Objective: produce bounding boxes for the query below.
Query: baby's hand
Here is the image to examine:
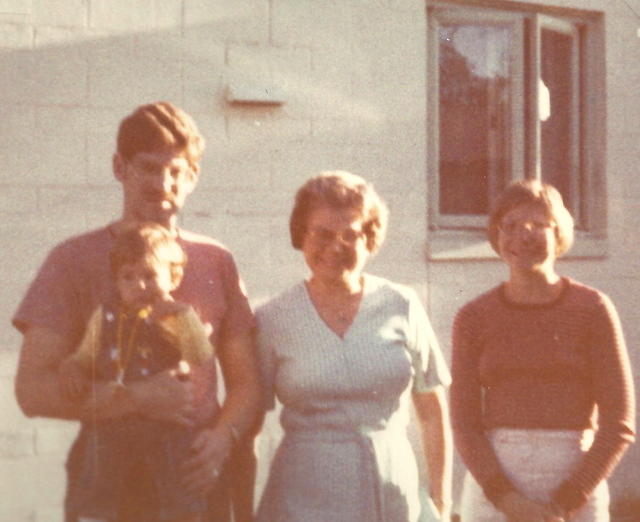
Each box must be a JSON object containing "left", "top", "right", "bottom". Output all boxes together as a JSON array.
[
  {"left": 59, "top": 357, "right": 90, "bottom": 400},
  {"left": 150, "top": 298, "right": 189, "bottom": 321}
]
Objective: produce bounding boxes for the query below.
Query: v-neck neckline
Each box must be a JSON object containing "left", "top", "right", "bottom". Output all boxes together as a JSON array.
[{"left": 301, "top": 275, "right": 370, "bottom": 341}]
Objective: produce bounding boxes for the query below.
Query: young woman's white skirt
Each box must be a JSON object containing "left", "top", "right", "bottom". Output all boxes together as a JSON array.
[{"left": 459, "top": 429, "right": 609, "bottom": 522}]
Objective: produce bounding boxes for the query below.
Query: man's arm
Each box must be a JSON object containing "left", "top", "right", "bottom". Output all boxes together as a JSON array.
[
  {"left": 16, "top": 325, "right": 195, "bottom": 424},
  {"left": 413, "top": 386, "right": 453, "bottom": 520},
  {"left": 181, "top": 328, "right": 262, "bottom": 520},
  {"left": 16, "top": 325, "right": 86, "bottom": 419}
]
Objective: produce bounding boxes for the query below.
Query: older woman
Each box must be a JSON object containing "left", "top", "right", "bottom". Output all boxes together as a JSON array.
[
  {"left": 256, "top": 171, "right": 452, "bottom": 522},
  {"left": 451, "top": 180, "right": 635, "bottom": 522}
]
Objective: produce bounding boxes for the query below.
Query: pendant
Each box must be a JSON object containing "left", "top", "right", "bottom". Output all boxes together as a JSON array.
[{"left": 115, "top": 370, "right": 125, "bottom": 386}]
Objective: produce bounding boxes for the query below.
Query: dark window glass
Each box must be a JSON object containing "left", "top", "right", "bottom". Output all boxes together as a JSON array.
[{"left": 438, "top": 24, "right": 511, "bottom": 215}]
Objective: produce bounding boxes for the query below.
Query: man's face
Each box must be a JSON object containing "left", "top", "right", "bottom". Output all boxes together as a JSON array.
[{"left": 115, "top": 148, "right": 198, "bottom": 227}]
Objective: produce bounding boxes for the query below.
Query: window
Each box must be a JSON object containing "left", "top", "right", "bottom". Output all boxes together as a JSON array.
[{"left": 427, "top": 0, "right": 606, "bottom": 258}]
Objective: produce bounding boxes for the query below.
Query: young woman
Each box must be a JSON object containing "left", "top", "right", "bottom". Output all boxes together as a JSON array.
[{"left": 451, "top": 180, "right": 635, "bottom": 522}]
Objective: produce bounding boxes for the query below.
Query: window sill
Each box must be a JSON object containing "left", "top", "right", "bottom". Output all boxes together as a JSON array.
[{"left": 426, "top": 229, "right": 608, "bottom": 261}]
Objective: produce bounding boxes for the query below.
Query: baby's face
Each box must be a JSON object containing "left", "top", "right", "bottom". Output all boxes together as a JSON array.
[{"left": 116, "top": 256, "right": 173, "bottom": 311}]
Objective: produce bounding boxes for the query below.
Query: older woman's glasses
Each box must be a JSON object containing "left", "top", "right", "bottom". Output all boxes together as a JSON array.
[
  {"left": 499, "top": 219, "right": 555, "bottom": 236},
  {"left": 308, "top": 227, "right": 365, "bottom": 246}
]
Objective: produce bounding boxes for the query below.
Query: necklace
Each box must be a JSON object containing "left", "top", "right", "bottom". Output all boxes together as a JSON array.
[
  {"left": 114, "top": 307, "right": 150, "bottom": 385},
  {"left": 307, "top": 278, "right": 364, "bottom": 331}
]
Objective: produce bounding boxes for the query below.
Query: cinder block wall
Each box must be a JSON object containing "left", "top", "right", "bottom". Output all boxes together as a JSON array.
[{"left": 0, "top": 0, "right": 637, "bottom": 519}]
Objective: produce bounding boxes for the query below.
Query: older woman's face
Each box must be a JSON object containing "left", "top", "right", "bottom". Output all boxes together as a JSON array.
[
  {"left": 497, "top": 203, "right": 558, "bottom": 272},
  {"left": 302, "top": 205, "right": 370, "bottom": 284}
]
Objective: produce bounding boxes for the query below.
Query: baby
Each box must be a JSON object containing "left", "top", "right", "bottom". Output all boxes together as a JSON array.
[{"left": 60, "top": 222, "right": 214, "bottom": 522}]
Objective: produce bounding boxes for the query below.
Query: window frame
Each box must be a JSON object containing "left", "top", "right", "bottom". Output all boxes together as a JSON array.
[{"left": 426, "top": 0, "right": 607, "bottom": 260}]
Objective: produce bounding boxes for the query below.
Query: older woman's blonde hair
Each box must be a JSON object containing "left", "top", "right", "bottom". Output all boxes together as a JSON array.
[
  {"left": 289, "top": 171, "right": 389, "bottom": 253},
  {"left": 488, "top": 179, "right": 575, "bottom": 256}
]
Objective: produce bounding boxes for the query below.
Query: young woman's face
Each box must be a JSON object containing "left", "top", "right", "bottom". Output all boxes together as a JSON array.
[
  {"left": 301, "top": 206, "right": 370, "bottom": 285},
  {"left": 497, "top": 203, "right": 558, "bottom": 273},
  {"left": 116, "top": 257, "right": 174, "bottom": 311}
]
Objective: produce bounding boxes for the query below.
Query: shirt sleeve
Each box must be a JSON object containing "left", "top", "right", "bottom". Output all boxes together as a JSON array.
[
  {"left": 551, "top": 293, "right": 636, "bottom": 515},
  {"left": 450, "top": 303, "right": 516, "bottom": 507},
  {"left": 406, "top": 290, "right": 451, "bottom": 393},
  {"left": 12, "top": 242, "right": 83, "bottom": 346}
]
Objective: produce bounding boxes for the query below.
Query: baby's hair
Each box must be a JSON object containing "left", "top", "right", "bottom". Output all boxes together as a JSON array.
[{"left": 110, "top": 223, "right": 187, "bottom": 287}]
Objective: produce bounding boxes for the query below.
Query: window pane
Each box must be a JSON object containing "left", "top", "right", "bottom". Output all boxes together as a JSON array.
[
  {"left": 438, "top": 24, "right": 512, "bottom": 215},
  {"left": 540, "top": 27, "right": 579, "bottom": 216}
]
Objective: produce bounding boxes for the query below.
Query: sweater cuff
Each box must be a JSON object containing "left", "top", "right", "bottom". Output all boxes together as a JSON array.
[
  {"left": 551, "top": 480, "right": 590, "bottom": 515},
  {"left": 482, "top": 474, "right": 516, "bottom": 508}
]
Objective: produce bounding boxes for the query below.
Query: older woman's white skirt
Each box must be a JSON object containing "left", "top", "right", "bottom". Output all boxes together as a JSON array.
[{"left": 459, "top": 429, "right": 609, "bottom": 522}]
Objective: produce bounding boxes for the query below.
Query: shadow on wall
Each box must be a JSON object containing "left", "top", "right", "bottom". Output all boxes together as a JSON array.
[
  {"left": 0, "top": 15, "right": 408, "bottom": 302},
  {"left": 0, "top": 12, "right": 425, "bottom": 521}
]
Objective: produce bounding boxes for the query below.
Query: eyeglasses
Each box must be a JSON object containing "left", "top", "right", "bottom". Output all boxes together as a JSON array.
[
  {"left": 129, "top": 158, "right": 195, "bottom": 182},
  {"left": 307, "top": 227, "right": 366, "bottom": 245},
  {"left": 499, "top": 219, "right": 555, "bottom": 235}
]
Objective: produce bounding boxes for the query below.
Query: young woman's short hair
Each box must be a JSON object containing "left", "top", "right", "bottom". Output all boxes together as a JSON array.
[
  {"left": 116, "top": 101, "right": 205, "bottom": 171},
  {"left": 289, "top": 171, "right": 389, "bottom": 253},
  {"left": 487, "top": 179, "right": 575, "bottom": 256},
  {"left": 110, "top": 223, "right": 187, "bottom": 287}
]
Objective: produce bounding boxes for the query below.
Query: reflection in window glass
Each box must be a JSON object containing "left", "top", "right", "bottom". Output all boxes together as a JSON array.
[
  {"left": 541, "top": 28, "right": 578, "bottom": 217},
  {"left": 438, "top": 25, "right": 511, "bottom": 215}
]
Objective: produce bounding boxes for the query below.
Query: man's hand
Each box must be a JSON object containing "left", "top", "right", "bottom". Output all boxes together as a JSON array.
[
  {"left": 16, "top": 325, "right": 86, "bottom": 420},
  {"left": 181, "top": 426, "right": 233, "bottom": 495},
  {"left": 129, "top": 370, "right": 195, "bottom": 426},
  {"left": 59, "top": 357, "right": 90, "bottom": 400}
]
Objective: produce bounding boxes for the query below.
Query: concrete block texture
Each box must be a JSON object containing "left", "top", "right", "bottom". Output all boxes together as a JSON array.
[
  {"left": 0, "top": 428, "right": 34, "bottom": 459},
  {"left": 0, "top": 0, "right": 637, "bottom": 519},
  {"left": 31, "top": 507, "right": 65, "bottom": 522},
  {"left": 155, "top": 0, "right": 184, "bottom": 29},
  {"left": 0, "top": 21, "right": 32, "bottom": 46},
  {"left": 33, "top": 25, "right": 100, "bottom": 47},
  {"left": 0, "top": 46, "right": 87, "bottom": 105},
  {"left": 85, "top": 107, "right": 125, "bottom": 185},
  {"left": 271, "top": 0, "right": 352, "bottom": 47},
  {"left": 87, "top": 34, "right": 184, "bottom": 108},
  {"left": 30, "top": 107, "right": 88, "bottom": 184},
  {"left": 0, "top": 455, "right": 67, "bottom": 512},
  {"left": 90, "top": 0, "right": 157, "bottom": 30},
  {"left": 226, "top": 43, "right": 313, "bottom": 117},
  {"left": 34, "top": 423, "right": 78, "bottom": 456},
  {"left": 0, "top": 184, "right": 38, "bottom": 214},
  {"left": 226, "top": 112, "right": 312, "bottom": 146},
  {"left": 183, "top": 0, "right": 269, "bottom": 44},
  {"left": 182, "top": 47, "right": 226, "bottom": 113},
  {"left": 0, "top": 0, "right": 30, "bottom": 15},
  {"left": 31, "top": 0, "right": 87, "bottom": 27}
]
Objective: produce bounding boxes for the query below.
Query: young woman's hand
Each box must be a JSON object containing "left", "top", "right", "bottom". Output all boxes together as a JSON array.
[{"left": 498, "top": 491, "right": 559, "bottom": 522}]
